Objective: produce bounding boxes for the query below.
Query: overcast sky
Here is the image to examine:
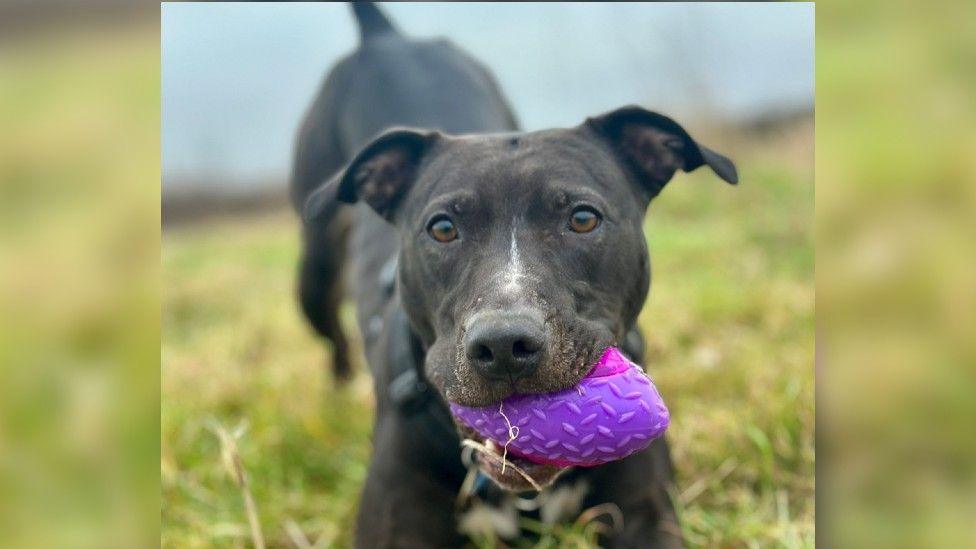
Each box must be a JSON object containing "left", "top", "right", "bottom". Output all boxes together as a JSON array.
[{"left": 162, "top": 2, "right": 813, "bottom": 192}]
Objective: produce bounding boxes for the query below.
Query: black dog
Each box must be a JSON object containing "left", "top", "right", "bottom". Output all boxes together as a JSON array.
[{"left": 293, "top": 4, "right": 736, "bottom": 547}]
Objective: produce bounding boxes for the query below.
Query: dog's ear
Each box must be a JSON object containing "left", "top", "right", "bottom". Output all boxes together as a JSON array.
[
  {"left": 585, "top": 105, "right": 737, "bottom": 200},
  {"left": 303, "top": 128, "right": 440, "bottom": 223}
]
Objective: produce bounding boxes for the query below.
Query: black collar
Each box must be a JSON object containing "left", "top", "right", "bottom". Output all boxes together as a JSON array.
[{"left": 385, "top": 307, "right": 460, "bottom": 458}]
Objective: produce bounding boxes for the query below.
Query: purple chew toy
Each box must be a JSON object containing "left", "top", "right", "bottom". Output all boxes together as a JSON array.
[{"left": 450, "top": 347, "right": 669, "bottom": 467}]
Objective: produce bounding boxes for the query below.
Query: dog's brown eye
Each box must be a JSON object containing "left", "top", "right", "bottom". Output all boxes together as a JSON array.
[
  {"left": 569, "top": 207, "right": 601, "bottom": 233},
  {"left": 427, "top": 215, "right": 458, "bottom": 243}
]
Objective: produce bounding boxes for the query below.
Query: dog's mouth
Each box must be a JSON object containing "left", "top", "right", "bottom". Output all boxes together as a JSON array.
[{"left": 456, "top": 423, "right": 569, "bottom": 492}]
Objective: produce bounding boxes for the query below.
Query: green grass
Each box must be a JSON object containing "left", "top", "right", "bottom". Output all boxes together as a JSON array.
[{"left": 162, "top": 130, "right": 814, "bottom": 547}]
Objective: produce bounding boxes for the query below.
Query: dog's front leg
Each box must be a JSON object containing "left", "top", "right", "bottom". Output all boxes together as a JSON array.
[
  {"left": 582, "top": 437, "right": 684, "bottom": 548},
  {"left": 355, "top": 414, "right": 465, "bottom": 549}
]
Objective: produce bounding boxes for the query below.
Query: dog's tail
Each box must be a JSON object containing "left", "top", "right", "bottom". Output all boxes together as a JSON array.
[{"left": 350, "top": 2, "right": 398, "bottom": 44}]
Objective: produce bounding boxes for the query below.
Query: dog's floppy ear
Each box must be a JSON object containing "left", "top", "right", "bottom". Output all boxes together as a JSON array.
[
  {"left": 303, "top": 128, "right": 440, "bottom": 223},
  {"left": 585, "top": 105, "right": 737, "bottom": 200}
]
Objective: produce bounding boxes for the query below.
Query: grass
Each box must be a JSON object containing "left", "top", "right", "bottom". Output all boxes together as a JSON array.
[{"left": 162, "top": 126, "right": 814, "bottom": 547}]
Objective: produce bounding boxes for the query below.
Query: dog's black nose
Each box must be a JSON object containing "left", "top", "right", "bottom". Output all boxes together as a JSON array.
[{"left": 465, "top": 311, "right": 546, "bottom": 382}]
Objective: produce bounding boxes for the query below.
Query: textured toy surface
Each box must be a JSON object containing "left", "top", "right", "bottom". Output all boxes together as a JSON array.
[{"left": 450, "top": 347, "right": 670, "bottom": 467}]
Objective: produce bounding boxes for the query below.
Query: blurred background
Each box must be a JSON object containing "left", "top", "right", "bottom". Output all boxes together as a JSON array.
[
  {"left": 1, "top": 1, "right": 158, "bottom": 548},
  {"left": 1, "top": 0, "right": 973, "bottom": 548},
  {"left": 161, "top": 2, "right": 813, "bottom": 222}
]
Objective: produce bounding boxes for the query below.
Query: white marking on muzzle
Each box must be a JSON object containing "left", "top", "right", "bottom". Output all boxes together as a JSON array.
[{"left": 503, "top": 226, "right": 523, "bottom": 293}]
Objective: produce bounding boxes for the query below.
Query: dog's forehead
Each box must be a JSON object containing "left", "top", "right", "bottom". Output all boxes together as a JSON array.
[{"left": 416, "top": 129, "right": 620, "bottom": 202}]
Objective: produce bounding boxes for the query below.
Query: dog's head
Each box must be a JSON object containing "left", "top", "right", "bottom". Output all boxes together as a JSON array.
[{"left": 305, "top": 105, "right": 736, "bottom": 488}]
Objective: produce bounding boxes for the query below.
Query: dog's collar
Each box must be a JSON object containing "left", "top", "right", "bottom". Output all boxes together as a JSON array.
[
  {"left": 386, "top": 306, "right": 437, "bottom": 413},
  {"left": 385, "top": 306, "right": 460, "bottom": 457},
  {"left": 388, "top": 364, "right": 431, "bottom": 414}
]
